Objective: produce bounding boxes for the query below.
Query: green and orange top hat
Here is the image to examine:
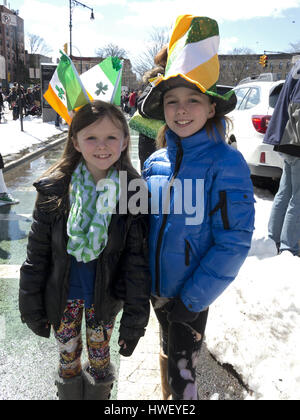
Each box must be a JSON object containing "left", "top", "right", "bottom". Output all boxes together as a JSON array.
[{"left": 140, "top": 15, "right": 237, "bottom": 120}]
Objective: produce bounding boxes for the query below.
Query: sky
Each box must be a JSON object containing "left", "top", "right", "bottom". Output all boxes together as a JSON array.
[
  {"left": 1, "top": 105, "right": 299, "bottom": 399},
  {"left": 2, "top": 0, "right": 300, "bottom": 65}
]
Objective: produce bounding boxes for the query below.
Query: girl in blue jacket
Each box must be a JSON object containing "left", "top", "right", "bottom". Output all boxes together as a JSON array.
[{"left": 139, "top": 15, "right": 255, "bottom": 400}]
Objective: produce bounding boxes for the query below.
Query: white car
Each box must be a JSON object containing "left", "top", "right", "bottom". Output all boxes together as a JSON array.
[{"left": 227, "top": 80, "right": 285, "bottom": 180}]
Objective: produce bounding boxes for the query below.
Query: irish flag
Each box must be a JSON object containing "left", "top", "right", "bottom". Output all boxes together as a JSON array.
[
  {"left": 44, "top": 51, "right": 90, "bottom": 125},
  {"left": 80, "top": 57, "right": 123, "bottom": 106}
]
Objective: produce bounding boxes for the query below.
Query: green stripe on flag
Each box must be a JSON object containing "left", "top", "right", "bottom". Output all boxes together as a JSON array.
[
  {"left": 99, "top": 57, "right": 122, "bottom": 106},
  {"left": 57, "top": 53, "right": 90, "bottom": 111},
  {"left": 186, "top": 17, "right": 219, "bottom": 44},
  {"left": 99, "top": 57, "right": 120, "bottom": 85}
]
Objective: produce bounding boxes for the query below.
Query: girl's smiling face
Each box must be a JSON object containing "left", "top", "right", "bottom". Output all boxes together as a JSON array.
[
  {"left": 163, "top": 86, "right": 216, "bottom": 139},
  {"left": 72, "top": 116, "right": 128, "bottom": 182}
]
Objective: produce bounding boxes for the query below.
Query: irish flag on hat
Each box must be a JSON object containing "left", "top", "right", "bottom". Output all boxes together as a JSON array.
[{"left": 155, "top": 15, "right": 220, "bottom": 95}]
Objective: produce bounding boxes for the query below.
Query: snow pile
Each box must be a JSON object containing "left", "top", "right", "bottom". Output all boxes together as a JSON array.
[{"left": 206, "top": 191, "right": 300, "bottom": 400}]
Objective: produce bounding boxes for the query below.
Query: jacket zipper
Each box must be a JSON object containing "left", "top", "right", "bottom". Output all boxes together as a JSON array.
[
  {"left": 155, "top": 140, "right": 183, "bottom": 296},
  {"left": 185, "top": 240, "right": 191, "bottom": 266}
]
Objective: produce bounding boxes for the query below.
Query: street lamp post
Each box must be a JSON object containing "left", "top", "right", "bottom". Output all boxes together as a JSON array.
[{"left": 69, "top": 0, "right": 94, "bottom": 58}]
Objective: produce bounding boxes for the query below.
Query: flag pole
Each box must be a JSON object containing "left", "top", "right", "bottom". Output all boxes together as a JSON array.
[{"left": 110, "top": 60, "right": 123, "bottom": 104}]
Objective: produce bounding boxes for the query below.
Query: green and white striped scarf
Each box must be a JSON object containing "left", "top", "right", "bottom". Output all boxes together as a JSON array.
[{"left": 67, "top": 161, "right": 120, "bottom": 263}]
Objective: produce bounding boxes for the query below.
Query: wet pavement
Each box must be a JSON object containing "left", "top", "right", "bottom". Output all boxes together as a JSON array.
[{"left": 0, "top": 128, "right": 247, "bottom": 400}]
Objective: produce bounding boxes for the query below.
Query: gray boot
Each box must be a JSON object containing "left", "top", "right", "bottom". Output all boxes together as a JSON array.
[
  {"left": 55, "top": 372, "right": 83, "bottom": 400},
  {"left": 82, "top": 363, "right": 115, "bottom": 400}
]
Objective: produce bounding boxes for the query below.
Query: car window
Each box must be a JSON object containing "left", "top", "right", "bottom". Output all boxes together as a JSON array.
[
  {"left": 234, "top": 88, "right": 250, "bottom": 109},
  {"left": 269, "top": 83, "right": 284, "bottom": 108},
  {"left": 243, "top": 88, "right": 260, "bottom": 110}
]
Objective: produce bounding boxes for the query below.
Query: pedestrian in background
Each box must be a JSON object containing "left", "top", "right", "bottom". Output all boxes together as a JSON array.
[
  {"left": 135, "top": 45, "right": 168, "bottom": 171},
  {"left": 141, "top": 15, "right": 255, "bottom": 400},
  {"left": 128, "top": 90, "right": 137, "bottom": 116},
  {"left": 0, "top": 153, "right": 19, "bottom": 205},
  {"left": 263, "top": 59, "right": 300, "bottom": 256},
  {"left": 25, "top": 87, "right": 35, "bottom": 115},
  {"left": 0, "top": 87, "right": 4, "bottom": 123},
  {"left": 7, "top": 86, "right": 19, "bottom": 120},
  {"left": 19, "top": 100, "right": 151, "bottom": 400}
]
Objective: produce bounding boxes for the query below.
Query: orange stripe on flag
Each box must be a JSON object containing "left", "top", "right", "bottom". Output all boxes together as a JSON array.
[
  {"left": 169, "top": 14, "right": 194, "bottom": 52},
  {"left": 186, "top": 54, "right": 219, "bottom": 92},
  {"left": 44, "top": 84, "right": 72, "bottom": 125}
]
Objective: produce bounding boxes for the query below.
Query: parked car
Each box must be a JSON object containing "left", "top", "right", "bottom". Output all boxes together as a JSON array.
[{"left": 227, "top": 80, "right": 285, "bottom": 181}]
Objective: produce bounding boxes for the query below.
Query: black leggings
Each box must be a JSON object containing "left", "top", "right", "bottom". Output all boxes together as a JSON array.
[{"left": 152, "top": 296, "right": 209, "bottom": 400}]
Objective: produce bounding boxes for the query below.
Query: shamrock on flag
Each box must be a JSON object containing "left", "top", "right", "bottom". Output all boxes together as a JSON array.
[
  {"left": 44, "top": 51, "right": 91, "bottom": 124},
  {"left": 80, "top": 56, "right": 123, "bottom": 106}
]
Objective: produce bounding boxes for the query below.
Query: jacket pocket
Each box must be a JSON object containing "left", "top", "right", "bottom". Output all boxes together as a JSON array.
[{"left": 210, "top": 190, "right": 255, "bottom": 231}]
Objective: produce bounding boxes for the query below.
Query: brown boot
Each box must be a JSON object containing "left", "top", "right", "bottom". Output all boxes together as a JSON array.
[{"left": 159, "top": 351, "right": 172, "bottom": 400}]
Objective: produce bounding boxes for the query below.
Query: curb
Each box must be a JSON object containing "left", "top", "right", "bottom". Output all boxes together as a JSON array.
[{"left": 3, "top": 134, "right": 67, "bottom": 173}]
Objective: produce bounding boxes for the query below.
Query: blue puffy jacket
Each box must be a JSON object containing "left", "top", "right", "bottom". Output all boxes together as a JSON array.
[{"left": 143, "top": 124, "right": 255, "bottom": 312}]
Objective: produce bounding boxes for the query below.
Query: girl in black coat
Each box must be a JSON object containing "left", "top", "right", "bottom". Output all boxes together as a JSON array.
[{"left": 19, "top": 100, "right": 151, "bottom": 400}]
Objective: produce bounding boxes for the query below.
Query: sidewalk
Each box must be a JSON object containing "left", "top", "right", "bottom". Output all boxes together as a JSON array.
[{"left": 117, "top": 307, "right": 162, "bottom": 400}]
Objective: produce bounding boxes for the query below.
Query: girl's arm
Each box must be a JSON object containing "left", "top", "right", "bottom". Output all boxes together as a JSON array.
[
  {"left": 179, "top": 153, "right": 255, "bottom": 314},
  {"left": 19, "top": 193, "right": 52, "bottom": 338},
  {"left": 118, "top": 214, "right": 151, "bottom": 355}
]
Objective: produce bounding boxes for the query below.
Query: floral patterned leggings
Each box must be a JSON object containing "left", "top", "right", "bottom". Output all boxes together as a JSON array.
[{"left": 54, "top": 299, "right": 115, "bottom": 381}]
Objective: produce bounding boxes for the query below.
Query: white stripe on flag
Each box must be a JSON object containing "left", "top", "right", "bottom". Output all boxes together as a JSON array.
[
  {"left": 166, "top": 35, "right": 220, "bottom": 77},
  {"left": 49, "top": 71, "right": 68, "bottom": 108},
  {"left": 81, "top": 65, "right": 114, "bottom": 101}
]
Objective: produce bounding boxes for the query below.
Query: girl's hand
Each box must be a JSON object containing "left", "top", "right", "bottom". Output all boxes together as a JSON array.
[
  {"left": 118, "top": 337, "right": 140, "bottom": 357},
  {"left": 167, "top": 298, "right": 199, "bottom": 323},
  {"left": 118, "top": 339, "right": 127, "bottom": 350}
]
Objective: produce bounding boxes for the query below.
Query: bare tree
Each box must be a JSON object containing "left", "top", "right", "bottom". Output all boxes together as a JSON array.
[
  {"left": 95, "top": 43, "right": 127, "bottom": 59},
  {"left": 26, "top": 33, "right": 52, "bottom": 56},
  {"left": 224, "top": 47, "right": 256, "bottom": 85},
  {"left": 288, "top": 41, "right": 300, "bottom": 52},
  {"left": 132, "top": 26, "right": 170, "bottom": 79}
]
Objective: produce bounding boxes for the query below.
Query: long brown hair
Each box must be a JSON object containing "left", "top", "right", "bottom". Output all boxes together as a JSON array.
[{"left": 42, "top": 100, "right": 139, "bottom": 180}]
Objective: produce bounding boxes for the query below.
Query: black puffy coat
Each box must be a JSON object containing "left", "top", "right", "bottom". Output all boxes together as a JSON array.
[{"left": 19, "top": 172, "right": 151, "bottom": 340}]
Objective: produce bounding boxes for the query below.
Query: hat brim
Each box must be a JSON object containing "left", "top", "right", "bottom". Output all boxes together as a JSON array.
[{"left": 140, "top": 75, "right": 237, "bottom": 120}]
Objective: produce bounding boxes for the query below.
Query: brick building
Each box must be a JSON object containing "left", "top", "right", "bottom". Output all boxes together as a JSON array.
[
  {"left": 0, "top": 5, "right": 25, "bottom": 88},
  {"left": 218, "top": 53, "right": 296, "bottom": 86}
]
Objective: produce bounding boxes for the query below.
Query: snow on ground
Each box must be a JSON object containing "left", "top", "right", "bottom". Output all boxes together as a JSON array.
[
  {"left": 1, "top": 105, "right": 299, "bottom": 400},
  {"left": 206, "top": 188, "right": 300, "bottom": 400},
  {"left": 0, "top": 105, "right": 66, "bottom": 158}
]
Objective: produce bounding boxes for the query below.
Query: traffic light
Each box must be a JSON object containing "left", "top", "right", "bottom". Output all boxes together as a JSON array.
[
  {"left": 63, "top": 43, "right": 68, "bottom": 54},
  {"left": 259, "top": 54, "right": 268, "bottom": 68},
  {"left": 264, "top": 55, "right": 268, "bottom": 67}
]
